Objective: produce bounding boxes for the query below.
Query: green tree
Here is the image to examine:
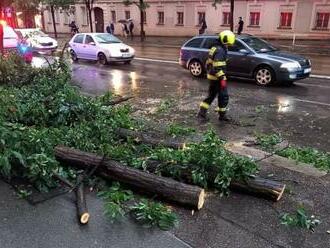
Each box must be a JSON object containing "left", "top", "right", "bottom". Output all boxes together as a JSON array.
[
  {"left": 123, "top": 0, "right": 149, "bottom": 42},
  {"left": 42, "top": 0, "right": 73, "bottom": 38}
]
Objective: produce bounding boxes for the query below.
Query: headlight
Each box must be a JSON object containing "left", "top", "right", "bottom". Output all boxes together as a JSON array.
[{"left": 280, "top": 62, "right": 301, "bottom": 72}]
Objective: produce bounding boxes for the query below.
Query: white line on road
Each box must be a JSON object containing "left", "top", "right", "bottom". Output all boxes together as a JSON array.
[
  {"left": 310, "top": 74, "right": 330, "bottom": 80},
  {"left": 135, "top": 57, "right": 179, "bottom": 64},
  {"left": 293, "top": 98, "right": 330, "bottom": 107}
]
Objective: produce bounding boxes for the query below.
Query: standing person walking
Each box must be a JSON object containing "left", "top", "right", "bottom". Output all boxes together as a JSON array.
[
  {"left": 106, "top": 23, "right": 111, "bottom": 34},
  {"left": 110, "top": 22, "right": 115, "bottom": 35},
  {"left": 197, "top": 30, "right": 236, "bottom": 122},
  {"left": 237, "top": 17, "right": 244, "bottom": 35},
  {"left": 128, "top": 20, "right": 134, "bottom": 40}
]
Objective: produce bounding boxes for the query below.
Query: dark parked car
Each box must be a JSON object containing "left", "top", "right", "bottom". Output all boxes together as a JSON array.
[{"left": 179, "top": 34, "right": 312, "bottom": 86}]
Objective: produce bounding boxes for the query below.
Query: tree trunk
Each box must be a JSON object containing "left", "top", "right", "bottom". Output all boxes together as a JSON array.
[
  {"left": 145, "top": 161, "right": 285, "bottom": 202},
  {"left": 230, "top": 0, "right": 234, "bottom": 32},
  {"left": 50, "top": 5, "right": 57, "bottom": 38},
  {"left": 87, "top": 5, "right": 93, "bottom": 32},
  {"left": 106, "top": 96, "right": 133, "bottom": 106},
  {"left": 139, "top": 1, "right": 145, "bottom": 42},
  {"left": 76, "top": 175, "right": 90, "bottom": 224},
  {"left": 55, "top": 146, "right": 205, "bottom": 210},
  {"left": 116, "top": 128, "right": 186, "bottom": 149}
]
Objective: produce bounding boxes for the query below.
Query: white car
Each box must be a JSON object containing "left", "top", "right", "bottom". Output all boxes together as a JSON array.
[
  {"left": 15, "top": 28, "right": 58, "bottom": 53},
  {"left": 68, "top": 33, "right": 135, "bottom": 65}
]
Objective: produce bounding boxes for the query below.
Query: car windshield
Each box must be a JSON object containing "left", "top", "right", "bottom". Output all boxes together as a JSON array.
[
  {"left": 94, "top": 34, "right": 122, "bottom": 44},
  {"left": 241, "top": 37, "right": 277, "bottom": 53},
  {"left": 25, "top": 30, "right": 48, "bottom": 37}
]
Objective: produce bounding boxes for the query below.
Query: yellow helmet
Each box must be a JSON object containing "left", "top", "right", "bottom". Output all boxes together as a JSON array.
[{"left": 219, "top": 30, "right": 236, "bottom": 45}]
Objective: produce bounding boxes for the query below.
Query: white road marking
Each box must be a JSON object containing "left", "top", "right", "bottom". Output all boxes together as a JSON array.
[
  {"left": 135, "top": 57, "right": 179, "bottom": 64},
  {"left": 310, "top": 74, "right": 330, "bottom": 80},
  {"left": 293, "top": 98, "right": 330, "bottom": 107}
]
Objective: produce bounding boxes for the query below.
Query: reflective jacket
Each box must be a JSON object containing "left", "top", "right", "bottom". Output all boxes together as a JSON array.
[{"left": 206, "top": 44, "right": 227, "bottom": 81}]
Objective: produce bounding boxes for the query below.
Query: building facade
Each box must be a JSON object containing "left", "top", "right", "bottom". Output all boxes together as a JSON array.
[{"left": 43, "top": 0, "right": 330, "bottom": 38}]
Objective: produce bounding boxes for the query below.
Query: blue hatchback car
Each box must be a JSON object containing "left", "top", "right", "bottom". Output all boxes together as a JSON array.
[{"left": 179, "top": 34, "right": 312, "bottom": 86}]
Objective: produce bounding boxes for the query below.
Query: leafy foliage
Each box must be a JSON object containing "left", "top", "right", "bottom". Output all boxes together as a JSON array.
[
  {"left": 166, "top": 123, "right": 196, "bottom": 138},
  {"left": 255, "top": 133, "right": 282, "bottom": 151},
  {"left": 150, "top": 130, "right": 259, "bottom": 194},
  {"left": 131, "top": 199, "right": 178, "bottom": 230},
  {"left": 280, "top": 207, "right": 321, "bottom": 231}
]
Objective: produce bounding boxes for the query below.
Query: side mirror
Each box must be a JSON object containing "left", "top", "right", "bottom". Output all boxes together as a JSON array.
[
  {"left": 89, "top": 42, "right": 96, "bottom": 46},
  {"left": 239, "top": 49, "right": 250, "bottom": 55}
]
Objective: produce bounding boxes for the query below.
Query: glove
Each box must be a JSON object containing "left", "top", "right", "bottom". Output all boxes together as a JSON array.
[{"left": 220, "top": 79, "right": 227, "bottom": 90}]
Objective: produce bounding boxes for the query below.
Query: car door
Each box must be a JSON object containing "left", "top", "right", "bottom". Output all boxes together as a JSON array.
[
  {"left": 71, "top": 34, "right": 85, "bottom": 58},
  {"left": 83, "top": 35, "right": 98, "bottom": 60},
  {"left": 227, "top": 40, "right": 251, "bottom": 77}
]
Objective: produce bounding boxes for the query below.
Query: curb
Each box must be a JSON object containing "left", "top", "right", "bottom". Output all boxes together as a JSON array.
[{"left": 226, "top": 141, "right": 327, "bottom": 178}]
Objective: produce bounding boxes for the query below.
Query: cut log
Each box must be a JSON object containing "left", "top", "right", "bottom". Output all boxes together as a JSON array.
[
  {"left": 145, "top": 161, "right": 285, "bottom": 202},
  {"left": 76, "top": 175, "right": 90, "bottom": 224},
  {"left": 107, "top": 96, "right": 133, "bottom": 106},
  {"left": 116, "top": 128, "right": 186, "bottom": 149},
  {"left": 55, "top": 146, "right": 205, "bottom": 210}
]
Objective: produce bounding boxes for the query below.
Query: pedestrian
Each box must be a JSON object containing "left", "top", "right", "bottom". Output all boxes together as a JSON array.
[
  {"left": 199, "top": 17, "right": 207, "bottom": 35},
  {"left": 69, "top": 21, "right": 79, "bottom": 36},
  {"left": 121, "top": 23, "right": 128, "bottom": 38},
  {"left": 197, "top": 30, "right": 236, "bottom": 122},
  {"left": 128, "top": 20, "right": 134, "bottom": 40},
  {"left": 110, "top": 22, "right": 115, "bottom": 34},
  {"left": 237, "top": 17, "right": 244, "bottom": 35},
  {"left": 106, "top": 23, "right": 111, "bottom": 34}
]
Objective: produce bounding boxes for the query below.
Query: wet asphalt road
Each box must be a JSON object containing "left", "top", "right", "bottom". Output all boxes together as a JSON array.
[{"left": 57, "top": 56, "right": 330, "bottom": 152}]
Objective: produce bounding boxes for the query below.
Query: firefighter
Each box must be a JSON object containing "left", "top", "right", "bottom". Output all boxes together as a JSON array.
[{"left": 197, "top": 30, "right": 235, "bottom": 122}]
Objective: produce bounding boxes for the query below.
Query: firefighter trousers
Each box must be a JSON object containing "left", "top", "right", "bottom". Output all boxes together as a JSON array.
[{"left": 201, "top": 79, "right": 229, "bottom": 113}]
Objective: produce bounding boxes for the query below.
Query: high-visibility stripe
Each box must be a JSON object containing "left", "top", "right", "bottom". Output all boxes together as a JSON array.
[
  {"left": 209, "top": 47, "right": 217, "bottom": 56},
  {"left": 216, "top": 70, "right": 225, "bottom": 77},
  {"left": 207, "top": 74, "right": 218, "bottom": 80},
  {"left": 213, "top": 61, "right": 226, "bottom": 67},
  {"left": 215, "top": 107, "right": 227, "bottom": 112},
  {"left": 200, "top": 102, "right": 209, "bottom": 109}
]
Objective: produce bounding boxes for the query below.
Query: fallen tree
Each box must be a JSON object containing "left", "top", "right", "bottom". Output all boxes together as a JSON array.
[
  {"left": 76, "top": 175, "right": 90, "bottom": 224},
  {"left": 55, "top": 146, "right": 205, "bottom": 210},
  {"left": 145, "top": 161, "right": 285, "bottom": 202},
  {"left": 116, "top": 128, "right": 186, "bottom": 149}
]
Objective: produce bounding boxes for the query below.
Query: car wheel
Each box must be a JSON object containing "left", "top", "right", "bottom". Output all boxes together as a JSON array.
[
  {"left": 70, "top": 50, "right": 78, "bottom": 62},
  {"left": 98, "top": 53, "right": 107, "bottom": 65},
  {"left": 189, "top": 60, "right": 203, "bottom": 77},
  {"left": 254, "top": 66, "right": 275, "bottom": 86}
]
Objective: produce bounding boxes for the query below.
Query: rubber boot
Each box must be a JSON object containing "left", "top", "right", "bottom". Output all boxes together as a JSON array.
[
  {"left": 218, "top": 111, "right": 231, "bottom": 122},
  {"left": 197, "top": 107, "right": 209, "bottom": 122}
]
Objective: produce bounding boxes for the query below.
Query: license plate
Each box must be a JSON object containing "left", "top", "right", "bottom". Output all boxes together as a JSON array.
[
  {"left": 304, "top": 68, "right": 311, "bottom": 74},
  {"left": 122, "top": 53, "right": 131, "bottom": 58}
]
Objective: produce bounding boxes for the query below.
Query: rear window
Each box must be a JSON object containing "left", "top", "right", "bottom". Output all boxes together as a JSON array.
[
  {"left": 184, "top": 38, "right": 203, "bottom": 48},
  {"left": 202, "top": 38, "right": 219, "bottom": 49},
  {"left": 73, "top": 34, "right": 84, "bottom": 44}
]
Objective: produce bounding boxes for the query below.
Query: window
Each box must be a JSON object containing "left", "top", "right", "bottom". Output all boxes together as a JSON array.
[
  {"left": 125, "top": 11, "right": 130, "bottom": 20},
  {"left": 177, "top": 12, "right": 184, "bottom": 25},
  {"left": 64, "top": 13, "right": 69, "bottom": 25},
  {"left": 47, "top": 10, "right": 52, "bottom": 23},
  {"left": 228, "top": 40, "right": 246, "bottom": 52},
  {"left": 249, "top": 12, "right": 260, "bottom": 26},
  {"left": 184, "top": 38, "right": 203, "bottom": 48},
  {"left": 84, "top": 35, "right": 94, "bottom": 44},
  {"left": 55, "top": 9, "right": 60, "bottom": 24},
  {"left": 315, "top": 12, "right": 330, "bottom": 29},
  {"left": 202, "top": 38, "right": 219, "bottom": 49},
  {"left": 111, "top": 11, "right": 116, "bottom": 23},
  {"left": 198, "top": 12, "right": 205, "bottom": 26},
  {"left": 81, "top": 7, "right": 88, "bottom": 25},
  {"left": 157, "top": 11, "right": 164, "bottom": 25},
  {"left": 280, "top": 12, "right": 292, "bottom": 28},
  {"left": 73, "top": 34, "right": 84, "bottom": 44},
  {"left": 222, "top": 12, "right": 230, "bottom": 25}
]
